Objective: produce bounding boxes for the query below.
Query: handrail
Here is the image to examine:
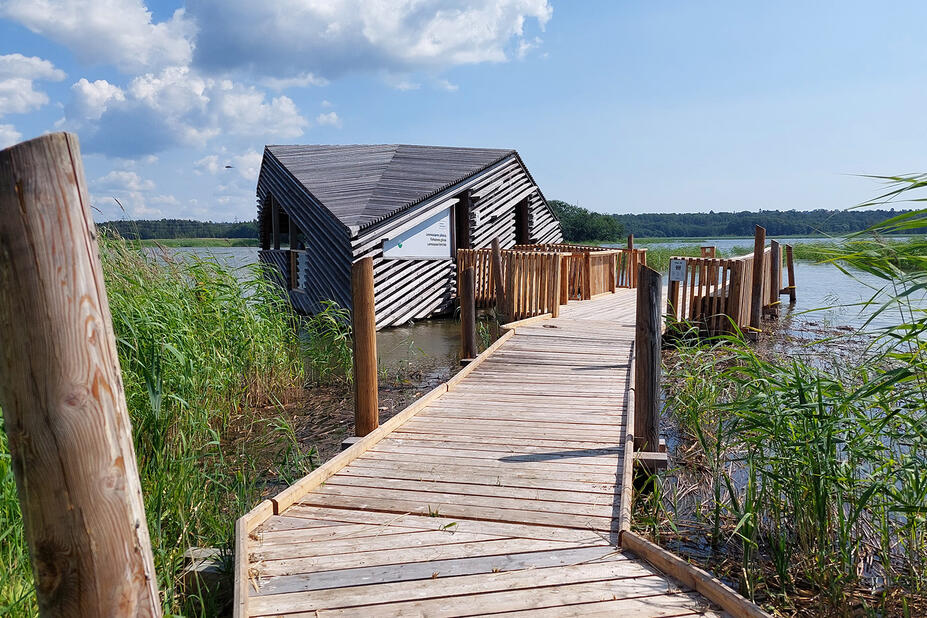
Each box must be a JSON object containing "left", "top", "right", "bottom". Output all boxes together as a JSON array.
[{"left": 666, "top": 244, "right": 786, "bottom": 334}]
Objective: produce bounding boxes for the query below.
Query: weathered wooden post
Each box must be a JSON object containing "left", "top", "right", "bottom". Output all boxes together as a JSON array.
[
  {"left": 459, "top": 267, "right": 478, "bottom": 361},
  {"left": 550, "top": 253, "right": 562, "bottom": 318},
  {"left": 749, "top": 225, "right": 766, "bottom": 332},
  {"left": 583, "top": 251, "right": 593, "bottom": 300},
  {"left": 559, "top": 254, "right": 570, "bottom": 305},
  {"left": 351, "top": 257, "right": 378, "bottom": 436},
  {"left": 634, "top": 265, "right": 662, "bottom": 452},
  {"left": 0, "top": 133, "right": 161, "bottom": 616},
  {"left": 627, "top": 234, "right": 635, "bottom": 287},
  {"left": 490, "top": 237, "right": 506, "bottom": 321},
  {"left": 785, "top": 244, "right": 796, "bottom": 304},
  {"left": 767, "top": 240, "right": 781, "bottom": 318}
]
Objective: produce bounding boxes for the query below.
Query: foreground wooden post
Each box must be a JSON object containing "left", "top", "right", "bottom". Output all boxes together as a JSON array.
[
  {"left": 785, "top": 244, "right": 796, "bottom": 304},
  {"left": 0, "top": 133, "right": 161, "bottom": 616},
  {"left": 490, "top": 238, "right": 506, "bottom": 321},
  {"left": 459, "top": 267, "right": 478, "bottom": 360},
  {"left": 351, "top": 257, "right": 378, "bottom": 436},
  {"left": 634, "top": 265, "right": 662, "bottom": 452},
  {"left": 749, "top": 225, "right": 766, "bottom": 332},
  {"left": 551, "top": 254, "right": 562, "bottom": 318}
]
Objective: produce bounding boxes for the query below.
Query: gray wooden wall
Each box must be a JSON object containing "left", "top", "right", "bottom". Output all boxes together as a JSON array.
[{"left": 258, "top": 152, "right": 562, "bottom": 328}]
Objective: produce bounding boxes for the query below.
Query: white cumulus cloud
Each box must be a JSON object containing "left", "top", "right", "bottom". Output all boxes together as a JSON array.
[
  {"left": 0, "top": 53, "right": 66, "bottom": 116},
  {"left": 188, "top": 0, "right": 552, "bottom": 79},
  {"left": 95, "top": 169, "right": 155, "bottom": 191},
  {"left": 315, "top": 111, "right": 341, "bottom": 127},
  {"left": 63, "top": 66, "right": 308, "bottom": 157},
  {"left": 0, "top": 0, "right": 195, "bottom": 73},
  {"left": 0, "top": 123, "right": 23, "bottom": 148}
]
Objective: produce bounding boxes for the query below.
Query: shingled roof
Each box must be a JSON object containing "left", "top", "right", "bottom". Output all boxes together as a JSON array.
[{"left": 265, "top": 144, "right": 515, "bottom": 231}]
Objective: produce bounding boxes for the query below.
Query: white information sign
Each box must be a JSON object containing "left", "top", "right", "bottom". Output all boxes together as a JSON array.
[
  {"left": 669, "top": 258, "right": 686, "bottom": 282},
  {"left": 383, "top": 206, "right": 452, "bottom": 259}
]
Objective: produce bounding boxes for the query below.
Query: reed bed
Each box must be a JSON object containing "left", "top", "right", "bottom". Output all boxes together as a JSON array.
[
  {"left": 0, "top": 234, "right": 311, "bottom": 616},
  {"left": 648, "top": 202, "right": 927, "bottom": 615}
]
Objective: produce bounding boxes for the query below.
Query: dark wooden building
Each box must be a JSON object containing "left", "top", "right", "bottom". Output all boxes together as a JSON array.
[{"left": 256, "top": 144, "right": 563, "bottom": 328}]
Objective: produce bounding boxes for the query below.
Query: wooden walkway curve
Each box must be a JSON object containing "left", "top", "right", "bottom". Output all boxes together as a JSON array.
[{"left": 235, "top": 290, "right": 737, "bottom": 617}]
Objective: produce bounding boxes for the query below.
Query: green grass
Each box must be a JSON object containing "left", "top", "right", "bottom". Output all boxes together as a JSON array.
[
  {"left": 0, "top": 234, "right": 311, "bottom": 616},
  {"left": 649, "top": 203, "right": 927, "bottom": 614},
  {"left": 136, "top": 237, "right": 259, "bottom": 248}
]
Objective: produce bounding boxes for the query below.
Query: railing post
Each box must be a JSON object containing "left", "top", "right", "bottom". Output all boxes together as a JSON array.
[
  {"left": 583, "top": 251, "right": 592, "bottom": 300},
  {"left": 749, "top": 225, "right": 766, "bottom": 332},
  {"left": 460, "top": 267, "right": 478, "bottom": 360},
  {"left": 551, "top": 254, "right": 562, "bottom": 318},
  {"left": 491, "top": 237, "right": 507, "bottom": 321},
  {"left": 635, "top": 264, "right": 662, "bottom": 452},
  {"left": 351, "top": 257, "right": 378, "bottom": 436},
  {"left": 768, "top": 240, "right": 781, "bottom": 318},
  {"left": 627, "top": 235, "right": 635, "bottom": 287},
  {"left": 0, "top": 133, "right": 161, "bottom": 615},
  {"left": 785, "top": 244, "right": 796, "bottom": 304},
  {"left": 559, "top": 254, "right": 569, "bottom": 305}
]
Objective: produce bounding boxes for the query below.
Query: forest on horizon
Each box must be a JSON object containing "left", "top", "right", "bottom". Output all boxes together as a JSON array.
[{"left": 99, "top": 203, "right": 925, "bottom": 244}]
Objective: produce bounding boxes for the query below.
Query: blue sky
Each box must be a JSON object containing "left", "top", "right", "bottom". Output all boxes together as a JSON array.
[{"left": 2, "top": 1, "right": 926, "bottom": 221}]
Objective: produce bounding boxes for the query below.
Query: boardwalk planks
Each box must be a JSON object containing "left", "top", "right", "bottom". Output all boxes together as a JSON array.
[{"left": 235, "top": 290, "right": 767, "bottom": 616}]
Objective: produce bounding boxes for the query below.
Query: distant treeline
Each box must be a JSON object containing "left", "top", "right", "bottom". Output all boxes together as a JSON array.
[
  {"left": 548, "top": 200, "right": 625, "bottom": 242},
  {"left": 98, "top": 206, "right": 926, "bottom": 246},
  {"left": 99, "top": 218, "right": 259, "bottom": 240},
  {"left": 611, "top": 208, "right": 926, "bottom": 238}
]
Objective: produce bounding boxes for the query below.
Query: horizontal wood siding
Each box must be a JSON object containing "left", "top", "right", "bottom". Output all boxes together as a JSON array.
[
  {"left": 257, "top": 149, "right": 353, "bottom": 315},
  {"left": 258, "top": 149, "right": 563, "bottom": 329},
  {"left": 354, "top": 155, "right": 563, "bottom": 328}
]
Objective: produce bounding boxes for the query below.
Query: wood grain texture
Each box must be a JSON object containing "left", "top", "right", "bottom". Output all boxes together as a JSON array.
[
  {"left": 0, "top": 132, "right": 161, "bottom": 616},
  {"left": 235, "top": 289, "right": 756, "bottom": 617},
  {"left": 351, "top": 257, "right": 378, "bottom": 436}
]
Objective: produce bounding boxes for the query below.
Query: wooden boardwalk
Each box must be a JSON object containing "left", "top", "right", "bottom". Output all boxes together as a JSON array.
[{"left": 237, "top": 290, "right": 727, "bottom": 617}]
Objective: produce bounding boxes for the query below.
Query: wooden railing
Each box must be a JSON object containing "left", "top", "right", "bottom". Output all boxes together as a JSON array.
[
  {"left": 666, "top": 230, "right": 793, "bottom": 334},
  {"left": 457, "top": 248, "right": 562, "bottom": 320},
  {"left": 457, "top": 242, "right": 648, "bottom": 321}
]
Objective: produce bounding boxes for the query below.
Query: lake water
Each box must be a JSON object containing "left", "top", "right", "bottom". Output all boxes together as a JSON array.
[{"left": 161, "top": 242, "right": 923, "bottom": 370}]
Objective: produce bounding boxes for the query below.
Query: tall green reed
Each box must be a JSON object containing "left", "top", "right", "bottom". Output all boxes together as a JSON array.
[
  {"left": 658, "top": 195, "right": 927, "bottom": 612},
  {"left": 0, "top": 233, "right": 309, "bottom": 616}
]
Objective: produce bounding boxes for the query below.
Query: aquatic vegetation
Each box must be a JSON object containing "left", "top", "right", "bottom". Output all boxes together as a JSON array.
[
  {"left": 651, "top": 202, "right": 927, "bottom": 614},
  {"left": 0, "top": 233, "right": 310, "bottom": 616}
]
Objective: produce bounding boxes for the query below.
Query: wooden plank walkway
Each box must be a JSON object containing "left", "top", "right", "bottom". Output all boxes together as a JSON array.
[{"left": 239, "top": 290, "right": 724, "bottom": 617}]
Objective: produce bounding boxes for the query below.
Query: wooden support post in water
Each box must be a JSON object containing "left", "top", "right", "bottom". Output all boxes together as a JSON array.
[
  {"left": 459, "top": 267, "right": 478, "bottom": 360},
  {"left": 785, "top": 244, "right": 796, "bottom": 304},
  {"left": 490, "top": 237, "right": 507, "bottom": 321},
  {"left": 768, "top": 240, "right": 781, "bottom": 318},
  {"left": 0, "top": 133, "right": 161, "bottom": 616},
  {"left": 635, "top": 265, "right": 662, "bottom": 452},
  {"left": 749, "top": 225, "right": 766, "bottom": 333},
  {"left": 351, "top": 257, "right": 378, "bottom": 436}
]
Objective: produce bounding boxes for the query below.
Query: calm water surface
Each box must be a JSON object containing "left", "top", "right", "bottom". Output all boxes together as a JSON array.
[{"left": 163, "top": 243, "right": 923, "bottom": 368}]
